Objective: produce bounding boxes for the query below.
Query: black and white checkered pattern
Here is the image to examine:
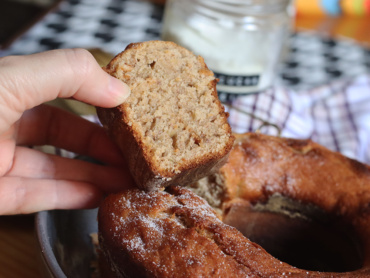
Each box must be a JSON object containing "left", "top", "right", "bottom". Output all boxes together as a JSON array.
[
  {"left": 1, "top": 0, "right": 370, "bottom": 163},
  {"left": 0, "top": 0, "right": 163, "bottom": 56},
  {"left": 279, "top": 32, "right": 370, "bottom": 91}
]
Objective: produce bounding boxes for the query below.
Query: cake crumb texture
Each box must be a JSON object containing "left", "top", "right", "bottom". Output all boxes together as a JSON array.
[{"left": 97, "top": 41, "right": 234, "bottom": 190}]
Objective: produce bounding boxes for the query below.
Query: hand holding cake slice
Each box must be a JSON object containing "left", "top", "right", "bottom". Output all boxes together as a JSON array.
[{"left": 97, "top": 41, "right": 234, "bottom": 191}]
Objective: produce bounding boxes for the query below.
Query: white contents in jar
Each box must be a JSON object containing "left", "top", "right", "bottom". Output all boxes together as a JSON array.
[{"left": 161, "top": 0, "right": 292, "bottom": 95}]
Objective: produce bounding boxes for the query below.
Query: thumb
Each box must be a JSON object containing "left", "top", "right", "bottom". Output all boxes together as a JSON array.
[{"left": 0, "top": 49, "right": 130, "bottom": 132}]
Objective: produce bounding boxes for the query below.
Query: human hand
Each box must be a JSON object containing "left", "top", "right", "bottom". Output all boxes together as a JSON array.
[{"left": 0, "top": 49, "right": 134, "bottom": 215}]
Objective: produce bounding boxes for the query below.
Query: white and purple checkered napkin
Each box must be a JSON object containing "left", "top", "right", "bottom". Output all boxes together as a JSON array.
[
  {"left": 50, "top": 74, "right": 370, "bottom": 165},
  {"left": 225, "top": 74, "right": 370, "bottom": 164}
]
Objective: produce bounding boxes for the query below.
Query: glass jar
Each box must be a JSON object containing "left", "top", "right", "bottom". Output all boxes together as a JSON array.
[{"left": 161, "top": 0, "right": 293, "bottom": 97}]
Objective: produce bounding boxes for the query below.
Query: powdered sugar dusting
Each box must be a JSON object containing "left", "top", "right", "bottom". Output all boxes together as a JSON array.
[
  {"left": 102, "top": 187, "right": 255, "bottom": 276},
  {"left": 125, "top": 236, "right": 145, "bottom": 252},
  {"left": 175, "top": 189, "right": 222, "bottom": 223}
]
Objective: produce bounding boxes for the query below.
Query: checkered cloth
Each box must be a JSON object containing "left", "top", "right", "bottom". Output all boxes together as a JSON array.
[{"left": 226, "top": 75, "right": 370, "bottom": 164}]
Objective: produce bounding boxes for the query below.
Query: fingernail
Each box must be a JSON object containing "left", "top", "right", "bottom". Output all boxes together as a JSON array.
[{"left": 109, "top": 76, "right": 131, "bottom": 105}]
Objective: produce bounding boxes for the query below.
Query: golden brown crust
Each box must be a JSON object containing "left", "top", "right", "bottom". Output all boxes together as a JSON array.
[
  {"left": 96, "top": 41, "right": 234, "bottom": 191},
  {"left": 221, "top": 133, "right": 370, "bottom": 219},
  {"left": 98, "top": 187, "right": 302, "bottom": 278},
  {"left": 99, "top": 133, "right": 370, "bottom": 277}
]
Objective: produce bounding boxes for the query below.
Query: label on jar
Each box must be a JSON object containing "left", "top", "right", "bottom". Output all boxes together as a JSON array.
[
  {"left": 214, "top": 72, "right": 260, "bottom": 88},
  {"left": 213, "top": 71, "right": 261, "bottom": 101}
]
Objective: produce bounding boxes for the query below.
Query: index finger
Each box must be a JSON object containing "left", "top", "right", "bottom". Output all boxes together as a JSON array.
[{"left": 0, "top": 49, "right": 130, "bottom": 133}]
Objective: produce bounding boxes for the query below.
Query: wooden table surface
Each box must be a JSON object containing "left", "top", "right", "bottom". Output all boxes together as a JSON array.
[
  {"left": 0, "top": 215, "right": 41, "bottom": 278},
  {"left": 0, "top": 14, "right": 369, "bottom": 278}
]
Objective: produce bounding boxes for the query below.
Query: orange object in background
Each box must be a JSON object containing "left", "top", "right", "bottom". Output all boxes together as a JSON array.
[
  {"left": 295, "top": 0, "right": 325, "bottom": 16},
  {"left": 342, "top": 0, "right": 365, "bottom": 16},
  {"left": 295, "top": 15, "right": 370, "bottom": 47},
  {"left": 366, "top": 0, "right": 370, "bottom": 14},
  {"left": 295, "top": 0, "right": 370, "bottom": 16},
  {"left": 294, "top": 0, "right": 370, "bottom": 46}
]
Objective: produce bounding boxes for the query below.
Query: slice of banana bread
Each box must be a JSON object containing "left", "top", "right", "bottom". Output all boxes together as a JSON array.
[{"left": 96, "top": 41, "right": 234, "bottom": 191}]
